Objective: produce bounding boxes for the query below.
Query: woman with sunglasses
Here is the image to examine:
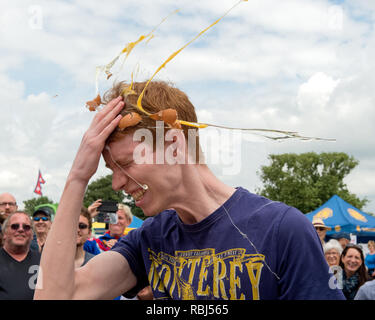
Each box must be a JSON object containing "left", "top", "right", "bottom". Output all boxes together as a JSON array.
[
  {"left": 32, "top": 207, "right": 53, "bottom": 252},
  {"left": 339, "top": 244, "right": 370, "bottom": 300}
]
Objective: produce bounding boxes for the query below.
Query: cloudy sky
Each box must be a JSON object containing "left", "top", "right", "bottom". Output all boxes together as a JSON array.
[{"left": 1, "top": 0, "right": 374, "bottom": 214}]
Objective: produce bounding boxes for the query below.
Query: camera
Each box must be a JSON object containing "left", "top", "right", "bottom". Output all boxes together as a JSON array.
[{"left": 96, "top": 201, "right": 118, "bottom": 224}]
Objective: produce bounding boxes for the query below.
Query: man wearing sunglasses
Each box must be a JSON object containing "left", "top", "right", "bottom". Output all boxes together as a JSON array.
[
  {"left": 0, "top": 211, "right": 40, "bottom": 299},
  {"left": 75, "top": 207, "right": 95, "bottom": 269},
  {"left": 32, "top": 207, "right": 53, "bottom": 252}
]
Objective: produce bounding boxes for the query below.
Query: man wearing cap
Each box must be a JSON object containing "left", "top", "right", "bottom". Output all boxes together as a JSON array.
[
  {"left": 334, "top": 233, "right": 351, "bottom": 250},
  {"left": 31, "top": 206, "right": 53, "bottom": 252},
  {"left": 312, "top": 218, "right": 330, "bottom": 245}
]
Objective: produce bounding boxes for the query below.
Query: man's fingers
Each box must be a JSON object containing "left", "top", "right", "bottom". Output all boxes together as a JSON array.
[
  {"left": 93, "top": 99, "right": 124, "bottom": 133},
  {"left": 92, "top": 96, "right": 123, "bottom": 123},
  {"left": 103, "top": 100, "right": 124, "bottom": 126},
  {"left": 99, "top": 114, "right": 123, "bottom": 139},
  {"left": 105, "top": 95, "right": 123, "bottom": 110}
]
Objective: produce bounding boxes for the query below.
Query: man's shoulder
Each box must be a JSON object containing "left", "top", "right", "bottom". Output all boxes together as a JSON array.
[
  {"left": 234, "top": 187, "right": 298, "bottom": 222},
  {"left": 235, "top": 187, "right": 290, "bottom": 210},
  {"left": 361, "top": 279, "right": 375, "bottom": 289},
  {"left": 355, "top": 279, "right": 375, "bottom": 300}
]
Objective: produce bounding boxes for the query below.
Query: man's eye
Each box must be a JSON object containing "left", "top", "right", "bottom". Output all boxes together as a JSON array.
[{"left": 120, "top": 162, "right": 132, "bottom": 168}]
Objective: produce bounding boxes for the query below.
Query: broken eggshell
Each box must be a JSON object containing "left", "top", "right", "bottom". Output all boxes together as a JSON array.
[
  {"left": 85, "top": 94, "right": 102, "bottom": 111},
  {"left": 118, "top": 112, "right": 142, "bottom": 130}
]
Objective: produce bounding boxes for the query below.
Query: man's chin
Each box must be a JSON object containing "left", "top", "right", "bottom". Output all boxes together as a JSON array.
[
  {"left": 11, "top": 241, "right": 29, "bottom": 249},
  {"left": 142, "top": 206, "right": 163, "bottom": 217}
]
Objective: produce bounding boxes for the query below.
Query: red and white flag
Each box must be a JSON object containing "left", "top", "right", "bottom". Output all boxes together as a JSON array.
[{"left": 33, "top": 170, "right": 46, "bottom": 196}]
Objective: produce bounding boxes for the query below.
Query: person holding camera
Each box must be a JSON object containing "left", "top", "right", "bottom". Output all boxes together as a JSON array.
[{"left": 84, "top": 202, "right": 133, "bottom": 254}]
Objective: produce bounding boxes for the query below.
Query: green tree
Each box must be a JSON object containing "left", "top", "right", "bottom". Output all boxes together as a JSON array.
[
  {"left": 83, "top": 174, "right": 124, "bottom": 207},
  {"left": 83, "top": 174, "right": 146, "bottom": 220},
  {"left": 23, "top": 196, "right": 54, "bottom": 215},
  {"left": 257, "top": 152, "right": 368, "bottom": 214}
]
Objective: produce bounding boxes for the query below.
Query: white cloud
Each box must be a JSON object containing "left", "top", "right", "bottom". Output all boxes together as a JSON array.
[
  {"left": 297, "top": 72, "right": 340, "bottom": 112},
  {"left": 0, "top": 0, "right": 375, "bottom": 214}
]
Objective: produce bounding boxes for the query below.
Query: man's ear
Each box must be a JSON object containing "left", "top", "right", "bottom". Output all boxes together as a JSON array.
[{"left": 164, "top": 129, "right": 187, "bottom": 165}]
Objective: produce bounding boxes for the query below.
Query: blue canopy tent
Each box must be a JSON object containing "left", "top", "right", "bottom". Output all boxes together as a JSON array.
[
  {"left": 305, "top": 195, "right": 375, "bottom": 242},
  {"left": 129, "top": 215, "right": 144, "bottom": 228}
]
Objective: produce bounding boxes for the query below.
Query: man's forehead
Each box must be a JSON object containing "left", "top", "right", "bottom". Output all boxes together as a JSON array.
[
  {"left": 79, "top": 215, "right": 89, "bottom": 224},
  {"left": 10, "top": 213, "right": 29, "bottom": 223},
  {"left": 104, "top": 138, "right": 137, "bottom": 163},
  {"left": 0, "top": 193, "right": 16, "bottom": 202}
]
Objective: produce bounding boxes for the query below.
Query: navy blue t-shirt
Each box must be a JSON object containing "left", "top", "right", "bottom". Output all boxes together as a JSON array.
[{"left": 112, "top": 187, "right": 345, "bottom": 300}]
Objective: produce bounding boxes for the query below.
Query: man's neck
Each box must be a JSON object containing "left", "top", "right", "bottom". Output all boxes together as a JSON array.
[
  {"left": 3, "top": 245, "right": 29, "bottom": 262},
  {"left": 36, "top": 232, "right": 48, "bottom": 241},
  {"left": 171, "top": 165, "right": 236, "bottom": 224},
  {"left": 74, "top": 245, "right": 85, "bottom": 268}
]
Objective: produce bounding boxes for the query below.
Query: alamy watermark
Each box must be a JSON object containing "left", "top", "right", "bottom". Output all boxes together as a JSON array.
[
  {"left": 131, "top": 121, "right": 242, "bottom": 176},
  {"left": 328, "top": 265, "right": 343, "bottom": 290},
  {"left": 327, "top": 5, "right": 344, "bottom": 31},
  {"left": 28, "top": 264, "right": 42, "bottom": 290},
  {"left": 28, "top": 5, "right": 43, "bottom": 30}
]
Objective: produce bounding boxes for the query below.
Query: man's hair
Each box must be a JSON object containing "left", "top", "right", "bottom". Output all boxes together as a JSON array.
[
  {"left": 103, "top": 80, "right": 202, "bottom": 162},
  {"left": 2, "top": 211, "right": 33, "bottom": 232},
  {"left": 80, "top": 206, "right": 92, "bottom": 231},
  {"left": 117, "top": 203, "right": 133, "bottom": 223}
]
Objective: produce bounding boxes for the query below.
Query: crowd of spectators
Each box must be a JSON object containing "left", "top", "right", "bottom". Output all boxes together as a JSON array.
[
  {"left": 0, "top": 192, "right": 152, "bottom": 300},
  {"left": 312, "top": 218, "right": 375, "bottom": 300},
  {"left": 2, "top": 191, "right": 375, "bottom": 300}
]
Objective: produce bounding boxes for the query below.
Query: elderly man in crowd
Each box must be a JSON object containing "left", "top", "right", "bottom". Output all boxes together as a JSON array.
[
  {"left": 333, "top": 232, "right": 351, "bottom": 250},
  {"left": 0, "top": 211, "right": 41, "bottom": 299},
  {"left": 0, "top": 192, "right": 18, "bottom": 247},
  {"left": 0, "top": 192, "right": 18, "bottom": 224}
]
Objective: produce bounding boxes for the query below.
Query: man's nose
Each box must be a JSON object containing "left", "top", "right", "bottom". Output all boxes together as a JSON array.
[{"left": 112, "top": 171, "right": 129, "bottom": 191}]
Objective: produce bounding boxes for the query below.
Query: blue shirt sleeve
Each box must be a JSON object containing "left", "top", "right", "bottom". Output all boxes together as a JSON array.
[
  {"left": 276, "top": 208, "right": 346, "bottom": 300},
  {"left": 83, "top": 240, "right": 101, "bottom": 255}
]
